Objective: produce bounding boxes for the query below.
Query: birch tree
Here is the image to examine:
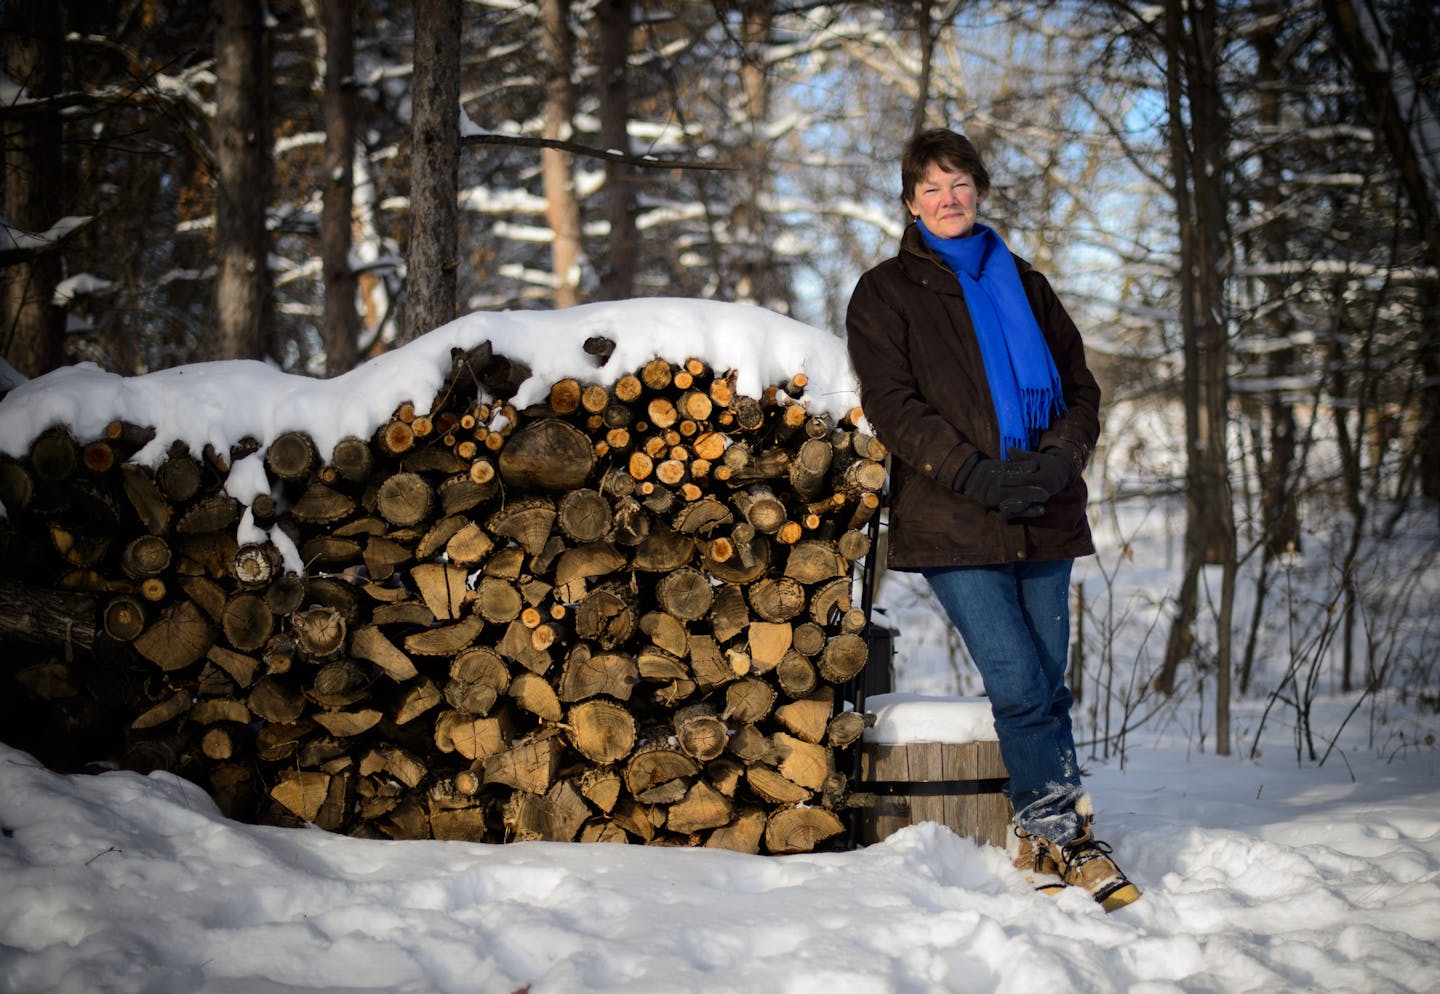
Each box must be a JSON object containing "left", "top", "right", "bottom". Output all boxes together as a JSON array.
[{"left": 540, "top": 0, "right": 583, "bottom": 308}]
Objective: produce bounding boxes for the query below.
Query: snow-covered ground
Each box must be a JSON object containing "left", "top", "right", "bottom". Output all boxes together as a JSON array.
[
  {"left": 3, "top": 702, "right": 1436, "bottom": 994},
  {"left": 2, "top": 299, "right": 1437, "bottom": 993}
]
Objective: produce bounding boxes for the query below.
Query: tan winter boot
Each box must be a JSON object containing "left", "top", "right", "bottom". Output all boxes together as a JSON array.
[
  {"left": 1009, "top": 825, "right": 1065, "bottom": 895},
  {"left": 1045, "top": 828, "right": 1142, "bottom": 912}
]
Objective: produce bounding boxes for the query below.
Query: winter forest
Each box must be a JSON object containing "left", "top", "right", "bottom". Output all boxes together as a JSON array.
[
  {"left": 7, "top": 0, "right": 1437, "bottom": 755},
  {"left": 2, "top": 1, "right": 1440, "bottom": 985}
]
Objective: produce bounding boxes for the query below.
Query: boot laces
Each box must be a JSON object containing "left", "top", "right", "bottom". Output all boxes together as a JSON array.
[
  {"left": 1013, "top": 825, "right": 1047, "bottom": 872},
  {"left": 1062, "top": 835, "right": 1114, "bottom": 868}
]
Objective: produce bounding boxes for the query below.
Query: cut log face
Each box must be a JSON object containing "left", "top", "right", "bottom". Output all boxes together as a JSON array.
[
  {"left": 291, "top": 606, "right": 345, "bottom": 658},
  {"left": 123, "top": 534, "right": 173, "bottom": 579},
  {"left": 103, "top": 595, "right": 147, "bottom": 642},
  {"left": 291, "top": 482, "right": 354, "bottom": 525},
  {"left": 487, "top": 497, "right": 556, "bottom": 557},
  {"left": 565, "top": 699, "right": 637, "bottom": 764},
  {"left": 573, "top": 583, "right": 637, "bottom": 650},
  {"left": 747, "top": 576, "right": 805, "bottom": 623},
  {"left": 667, "top": 781, "right": 733, "bottom": 834},
  {"left": 272, "top": 770, "right": 330, "bottom": 822},
  {"left": 624, "top": 745, "right": 699, "bottom": 796},
  {"left": 2, "top": 353, "right": 888, "bottom": 854},
  {"left": 508, "top": 671, "right": 562, "bottom": 722},
  {"left": 557, "top": 488, "right": 612, "bottom": 543},
  {"left": 498, "top": 419, "right": 595, "bottom": 491},
  {"left": 655, "top": 567, "right": 714, "bottom": 622},
  {"left": 764, "top": 806, "right": 844, "bottom": 854},
  {"left": 134, "top": 600, "right": 214, "bottom": 671},
  {"left": 376, "top": 472, "right": 432, "bottom": 527},
  {"left": 558, "top": 649, "right": 637, "bottom": 702},
  {"left": 554, "top": 542, "right": 626, "bottom": 587}
]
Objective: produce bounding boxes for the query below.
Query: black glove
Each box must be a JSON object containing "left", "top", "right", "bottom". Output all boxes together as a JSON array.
[
  {"left": 1005, "top": 447, "right": 1079, "bottom": 498},
  {"left": 955, "top": 455, "right": 1049, "bottom": 518}
]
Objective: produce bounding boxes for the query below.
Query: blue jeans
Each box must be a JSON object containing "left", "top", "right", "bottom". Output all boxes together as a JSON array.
[{"left": 923, "top": 559, "right": 1085, "bottom": 844}]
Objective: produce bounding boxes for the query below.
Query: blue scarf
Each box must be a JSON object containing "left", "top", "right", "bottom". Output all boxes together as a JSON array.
[{"left": 917, "top": 220, "right": 1066, "bottom": 458}]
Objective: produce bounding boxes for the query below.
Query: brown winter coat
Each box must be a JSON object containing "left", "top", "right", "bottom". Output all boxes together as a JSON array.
[{"left": 845, "top": 224, "right": 1101, "bottom": 570}]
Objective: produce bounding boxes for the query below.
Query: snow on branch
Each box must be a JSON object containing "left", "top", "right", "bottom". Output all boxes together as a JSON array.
[
  {"left": 460, "top": 132, "right": 740, "bottom": 172},
  {"left": 0, "top": 216, "right": 93, "bottom": 266}
]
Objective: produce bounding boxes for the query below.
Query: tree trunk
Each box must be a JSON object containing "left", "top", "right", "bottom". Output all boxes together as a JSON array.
[
  {"left": 214, "top": 0, "right": 272, "bottom": 360},
  {"left": 404, "top": 0, "right": 462, "bottom": 342},
  {"left": 321, "top": 0, "right": 359, "bottom": 373},
  {"left": 540, "top": 0, "right": 583, "bottom": 308},
  {"left": 2, "top": 0, "right": 64, "bottom": 377},
  {"left": 596, "top": 0, "right": 636, "bottom": 300},
  {"left": 1319, "top": 0, "right": 1440, "bottom": 514},
  {"left": 910, "top": 0, "right": 934, "bottom": 135},
  {"left": 1253, "top": 14, "right": 1301, "bottom": 557},
  {"left": 1158, "top": 0, "right": 1237, "bottom": 757},
  {"left": 734, "top": 0, "right": 783, "bottom": 310}
]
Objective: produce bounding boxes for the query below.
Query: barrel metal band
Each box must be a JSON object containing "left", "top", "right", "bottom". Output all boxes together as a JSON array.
[{"left": 862, "top": 777, "right": 1009, "bottom": 797}]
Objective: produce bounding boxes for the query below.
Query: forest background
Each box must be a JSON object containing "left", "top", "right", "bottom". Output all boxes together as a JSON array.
[{"left": 2, "top": 0, "right": 1438, "bottom": 760}]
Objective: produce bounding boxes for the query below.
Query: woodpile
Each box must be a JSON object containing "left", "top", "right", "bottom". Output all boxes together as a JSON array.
[{"left": 0, "top": 338, "right": 887, "bottom": 854}]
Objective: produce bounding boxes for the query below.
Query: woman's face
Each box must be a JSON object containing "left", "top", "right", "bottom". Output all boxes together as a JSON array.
[{"left": 905, "top": 161, "right": 983, "bottom": 239}]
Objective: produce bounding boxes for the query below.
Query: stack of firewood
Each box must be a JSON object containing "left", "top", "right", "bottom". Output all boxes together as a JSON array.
[{"left": 0, "top": 338, "right": 887, "bottom": 854}]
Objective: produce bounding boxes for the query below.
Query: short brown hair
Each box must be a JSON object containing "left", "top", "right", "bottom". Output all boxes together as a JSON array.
[{"left": 901, "top": 129, "right": 991, "bottom": 209}]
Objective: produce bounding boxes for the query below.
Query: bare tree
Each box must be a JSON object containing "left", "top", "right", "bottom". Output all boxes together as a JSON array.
[
  {"left": 541, "top": 0, "right": 583, "bottom": 308},
  {"left": 321, "top": 0, "right": 359, "bottom": 373},
  {"left": 404, "top": 0, "right": 461, "bottom": 342},
  {"left": 2, "top": 0, "right": 64, "bottom": 377},
  {"left": 214, "top": 0, "right": 273, "bottom": 360}
]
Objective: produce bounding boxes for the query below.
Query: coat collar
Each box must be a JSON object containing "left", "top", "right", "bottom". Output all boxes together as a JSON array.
[
  {"left": 897, "top": 222, "right": 1034, "bottom": 294},
  {"left": 897, "top": 223, "right": 965, "bottom": 294}
]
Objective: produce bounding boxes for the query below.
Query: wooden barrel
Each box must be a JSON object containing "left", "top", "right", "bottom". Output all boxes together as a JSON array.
[{"left": 856, "top": 696, "right": 1014, "bottom": 848}]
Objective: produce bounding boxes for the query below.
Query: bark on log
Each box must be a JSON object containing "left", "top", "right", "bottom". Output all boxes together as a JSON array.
[{"left": 0, "top": 579, "right": 98, "bottom": 654}]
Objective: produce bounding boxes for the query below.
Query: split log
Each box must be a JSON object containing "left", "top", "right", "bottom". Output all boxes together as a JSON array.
[
  {"left": 774, "top": 688, "right": 835, "bottom": 744},
  {"left": 134, "top": 599, "right": 214, "bottom": 671},
  {"left": 509, "top": 670, "right": 562, "bottom": 722},
  {"left": 558, "top": 647, "right": 637, "bottom": 702},
  {"left": 350, "top": 625, "right": 420, "bottom": 681},
  {"left": 764, "top": 806, "right": 844, "bottom": 853},
  {"left": 706, "top": 808, "right": 766, "bottom": 853},
  {"left": 411, "top": 563, "right": 469, "bottom": 621},
  {"left": 484, "top": 732, "right": 565, "bottom": 795},
  {"left": 667, "top": 781, "right": 733, "bottom": 834},
  {"left": 487, "top": 497, "right": 556, "bottom": 557}
]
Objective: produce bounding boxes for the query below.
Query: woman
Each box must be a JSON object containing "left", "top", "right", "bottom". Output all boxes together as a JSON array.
[{"left": 846, "top": 128, "right": 1139, "bottom": 912}]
